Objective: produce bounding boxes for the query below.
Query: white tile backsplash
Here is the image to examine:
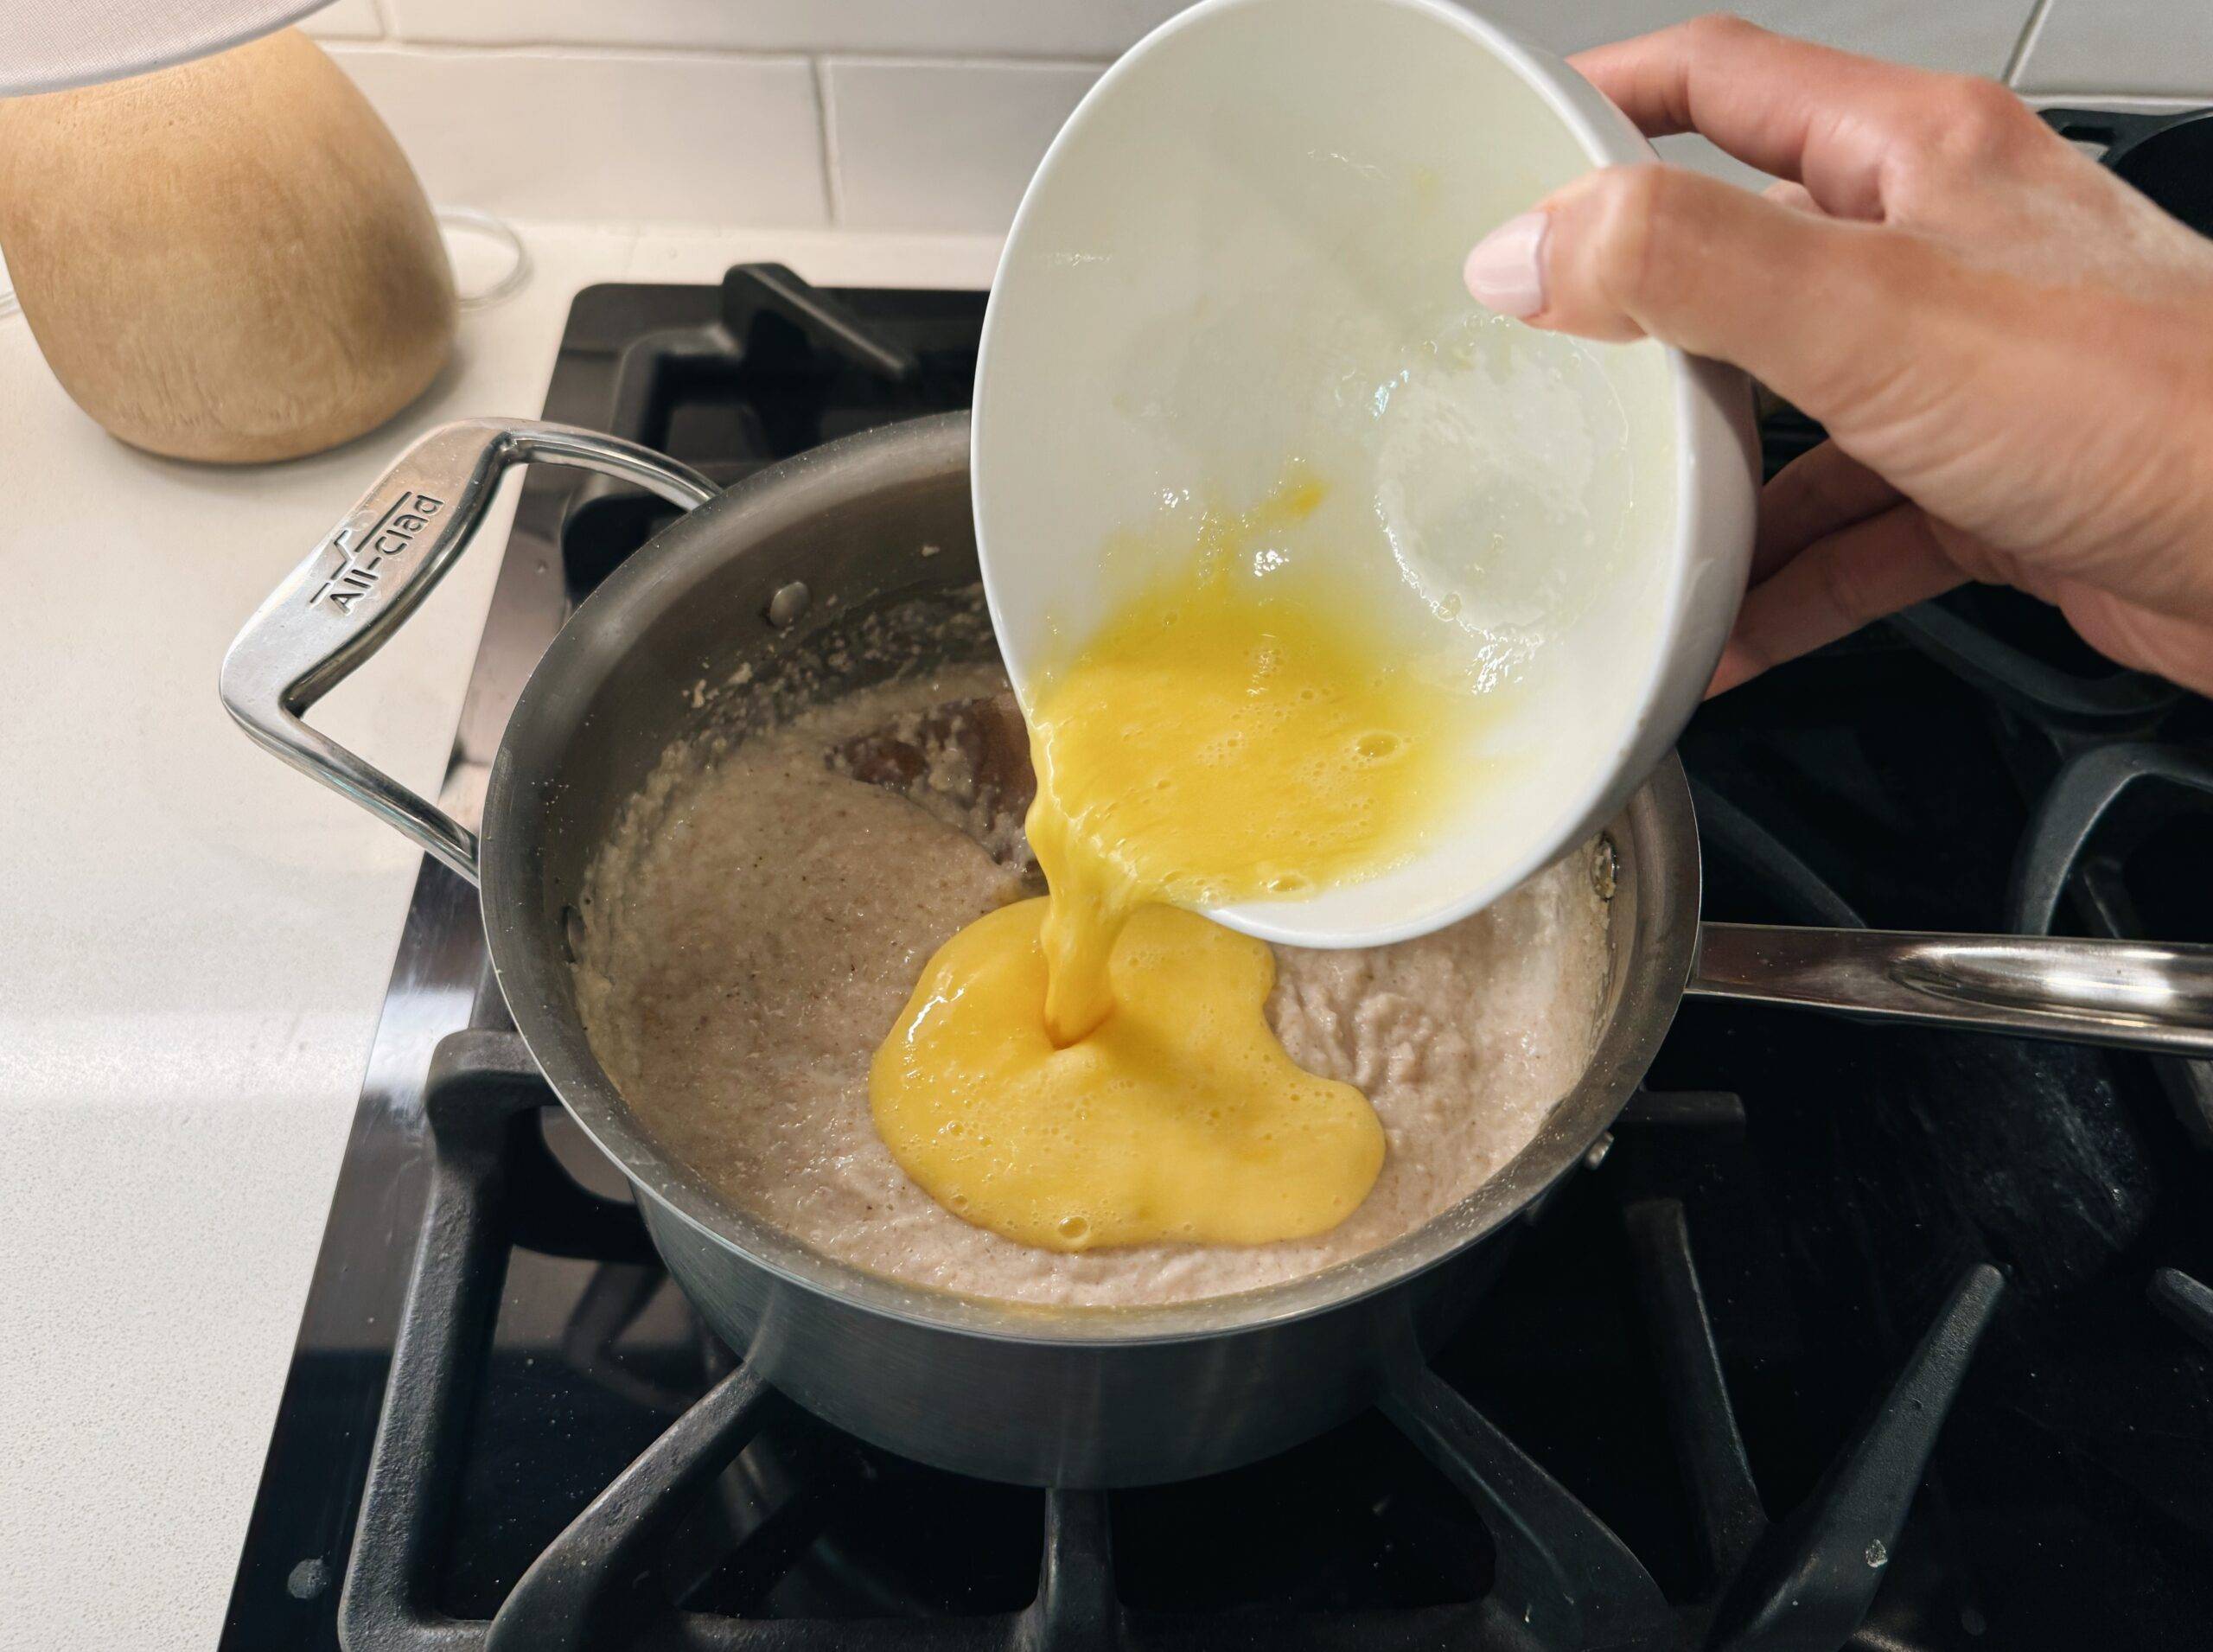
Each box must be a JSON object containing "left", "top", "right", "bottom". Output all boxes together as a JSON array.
[
  {"left": 304, "top": 1, "right": 2191, "bottom": 234},
  {"left": 2012, "top": 0, "right": 2213, "bottom": 98},
  {"left": 327, "top": 47, "right": 826, "bottom": 226},
  {"left": 824, "top": 58, "right": 1100, "bottom": 233},
  {"left": 1489, "top": 0, "right": 2033, "bottom": 74},
  {"left": 343, "top": 0, "right": 2040, "bottom": 73},
  {"left": 300, "top": 0, "right": 384, "bottom": 41},
  {"left": 383, "top": 0, "right": 1191, "bottom": 56}
]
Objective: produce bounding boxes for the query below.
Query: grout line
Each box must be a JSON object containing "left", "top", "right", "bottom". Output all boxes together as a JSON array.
[
  {"left": 819, "top": 51, "right": 1113, "bottom": 73},
  {"left": 2002, "top": 0, "right": 2057, "bottom": 86},
  {"left": 611, "top": 228, "right": 653, "bottom": 284},
  {"left": 334, "top": 36, "right": 1113, "bottom": 71},
  {"left": 813, "top": 57, "right": 844, "bottom": 227},
  {"left": 321, "top": 39, "right": 814, "bottom": 67}
]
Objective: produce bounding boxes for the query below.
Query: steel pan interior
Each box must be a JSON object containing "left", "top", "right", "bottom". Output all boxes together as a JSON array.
[{"left": 481, "top": 411, "right": 1702, "bottom": 1348}]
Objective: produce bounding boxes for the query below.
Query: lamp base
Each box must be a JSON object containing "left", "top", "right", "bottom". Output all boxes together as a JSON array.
[{"left": 0, "top": 28, "right": 456, "bottom": 464}]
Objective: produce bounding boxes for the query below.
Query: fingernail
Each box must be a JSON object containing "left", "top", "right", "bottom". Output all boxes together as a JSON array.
[{"left": 1463, "top": 211, "right": 1549, "bottom": 317}]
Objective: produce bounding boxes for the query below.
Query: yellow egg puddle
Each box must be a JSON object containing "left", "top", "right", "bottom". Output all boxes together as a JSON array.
[{"left": 871, "top": 477, "right": 1471, "bottom": 1253}]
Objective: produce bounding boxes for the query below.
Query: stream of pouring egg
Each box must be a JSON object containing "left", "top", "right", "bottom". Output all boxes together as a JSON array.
[{"left": 869, "top": 477, "right": 1471, "bottom": 1253}]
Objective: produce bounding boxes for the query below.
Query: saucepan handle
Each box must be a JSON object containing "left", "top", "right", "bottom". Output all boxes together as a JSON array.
[
  {"left": 219, "top": 418, "right": 717, "bottom": 885},
  {"left": 1687, "top": 923, "right": 2213, "bottom": 1056}
]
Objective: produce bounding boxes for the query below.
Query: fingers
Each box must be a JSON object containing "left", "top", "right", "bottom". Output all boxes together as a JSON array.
[
  {"left": 1757, "top": 441, "right": 1901, "bottom": 581},
  {"left": 1763, "top": 179, "right": 1821, "bottom": 214},
  {"left": 1465, "top": 163, "right": 1946, "bottom": 419},
  {"left": 1570, "top": 15, "right": 1975, "bottom": 220},
  {"left": 1708, "top": 503, "right": 1964, "bottom": 695}
]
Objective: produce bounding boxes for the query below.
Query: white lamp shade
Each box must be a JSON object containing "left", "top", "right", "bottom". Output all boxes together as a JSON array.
[{"left": 0, "top": 0, "right": 328, "bottom": 96}]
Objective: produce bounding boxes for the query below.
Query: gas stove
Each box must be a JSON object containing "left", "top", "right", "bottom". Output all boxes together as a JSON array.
[{"left": 219, "top": 251, "right": 2213, "bottom": 1652}]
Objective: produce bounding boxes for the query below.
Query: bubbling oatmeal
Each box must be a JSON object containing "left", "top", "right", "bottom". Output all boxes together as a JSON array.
[{"left": 572, "top": 612, "right": 1613, "bottom": 1309}]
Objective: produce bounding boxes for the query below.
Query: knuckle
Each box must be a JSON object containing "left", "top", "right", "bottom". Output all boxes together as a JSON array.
[
  {"left": 1587, "top": 164, "right": 1680, "bottom": 314},
  {"left": 1951, "top": 75, "right": 2033, "bottom": 140},
  {"left": 1682, "top": 11, "right": 1761, "bottom": 48},
  {"left": 1922, "top": 76, "right": 2038, "bottom": 171}
]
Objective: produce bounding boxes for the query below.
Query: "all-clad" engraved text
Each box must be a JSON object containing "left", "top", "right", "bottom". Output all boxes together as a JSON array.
[{"left": 309, "top": 493, "right": 447, "bottom": 614}]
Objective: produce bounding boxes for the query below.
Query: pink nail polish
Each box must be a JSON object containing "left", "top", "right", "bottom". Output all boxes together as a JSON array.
[{"left": 1463, "top": 211, "right": 1549, "bottom": 317}]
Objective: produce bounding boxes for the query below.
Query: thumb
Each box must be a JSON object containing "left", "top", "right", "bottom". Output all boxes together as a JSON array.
[{"left": 1464, "top": 163, "right": 1944, "bottom": 424}]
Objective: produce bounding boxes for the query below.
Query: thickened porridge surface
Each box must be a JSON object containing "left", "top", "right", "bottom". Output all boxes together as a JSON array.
[{"left": 575, "top": 663, "right": 1612, "bottom": 1308}]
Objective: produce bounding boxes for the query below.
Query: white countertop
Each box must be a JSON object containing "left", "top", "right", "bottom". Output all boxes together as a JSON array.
[{"left": 0, "top": 222, "right": 1000, "bottom": 1650}]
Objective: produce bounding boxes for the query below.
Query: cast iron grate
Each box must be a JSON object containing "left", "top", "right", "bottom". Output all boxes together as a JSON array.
[
  {"left": 229, "top": 226, "right": 2213, "bottom": 1652},
  {"left": 558, "top": 265, "right": 987, "bottom": 595},
  {"left": 1748, "top": 106, "right": 2213, "bottom": 1149},
  {"left": 335, "top": 1031, "right": 2001, "bottom": 1652}
]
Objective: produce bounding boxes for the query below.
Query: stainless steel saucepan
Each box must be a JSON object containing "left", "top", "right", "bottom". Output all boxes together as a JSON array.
[{"left": 221, "top": 411, "right": 2213, "bottom": 1487}]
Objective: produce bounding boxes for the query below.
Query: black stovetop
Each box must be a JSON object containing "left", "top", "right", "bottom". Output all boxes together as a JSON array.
[{"left": 219, "top": 263, "right": 2213, "bottom": 1652}]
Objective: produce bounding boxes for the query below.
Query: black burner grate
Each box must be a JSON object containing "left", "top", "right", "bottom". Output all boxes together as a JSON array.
[
  {"left": 225, "top": 238, "right": 2213, "bottom": 1652},
  {"left": 333, "top": 1032, "right": 1999, "bottom": 1652}
]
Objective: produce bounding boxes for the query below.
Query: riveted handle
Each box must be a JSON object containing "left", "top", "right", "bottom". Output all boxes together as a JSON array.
[
  {"left": 1688, "top": 923, "right": 2213, "bottom": 1056},
  {"left": 219, "top": 418, "right": 717, "bottom": 883}
]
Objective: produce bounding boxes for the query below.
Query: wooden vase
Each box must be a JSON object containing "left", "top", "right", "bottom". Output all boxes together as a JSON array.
[{"left": 0, "top": 28, "right": 456, "bottom": 463}]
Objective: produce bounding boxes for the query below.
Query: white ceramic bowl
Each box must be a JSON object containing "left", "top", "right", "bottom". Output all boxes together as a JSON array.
[{"left": 972, "top": 0, "right": 1757, "bottom": 948}]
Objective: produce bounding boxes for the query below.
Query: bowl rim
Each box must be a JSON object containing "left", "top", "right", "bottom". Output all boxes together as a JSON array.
[{"left": 971, "top": 0, "right": 1743, "bottom": 953}]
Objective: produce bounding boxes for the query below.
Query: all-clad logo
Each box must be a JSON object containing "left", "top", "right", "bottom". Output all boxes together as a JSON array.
[{"left": 309, "top": 493, "right": 446, "bottom": 613}]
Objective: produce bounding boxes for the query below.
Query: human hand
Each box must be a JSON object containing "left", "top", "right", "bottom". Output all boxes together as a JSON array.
[{"left": 1461, "top": 15, "right": 2213, "bottom": 697}]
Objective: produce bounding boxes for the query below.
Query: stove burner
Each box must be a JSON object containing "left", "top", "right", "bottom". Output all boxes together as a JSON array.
[
  {"left": 223, "top": 235, "right": 2213, "bottom": 1652},
  {"left": 2012, "top": 743, "right": 2213, "bottom": 935},
  {"left": 336, "top": 1032, "right": 2000, "bottom": 1652},
  {"left": 1891, "top": 593, "right": 2187, "bottom": 729},
  {"left": 560, "top": 267, "right": 985, "bottom": 595}
]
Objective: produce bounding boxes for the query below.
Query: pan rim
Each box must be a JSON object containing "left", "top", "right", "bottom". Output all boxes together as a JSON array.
[{"left": 482, "top": 411, "right": 1704, "bottom": 1349}]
